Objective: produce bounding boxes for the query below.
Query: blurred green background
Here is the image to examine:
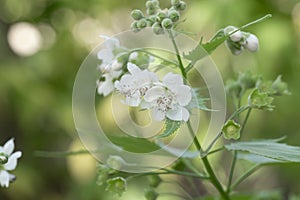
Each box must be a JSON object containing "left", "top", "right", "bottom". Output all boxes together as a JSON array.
[{"left": 0, "top": 0, "right": 300, "bottom": 199}]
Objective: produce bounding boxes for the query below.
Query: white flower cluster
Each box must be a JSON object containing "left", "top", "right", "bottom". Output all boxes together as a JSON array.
[
  {"left": 0, "top": 138, "right": 22, "bottom": 188},
  {"left": 97, "top": 36, "right": 153, "bottom": 96},
  {"left": 224, "top": 26, "right": 259, "bottom": 55},
  {"left": 115, "top": 63, "right": 192, "bottom": 122}
]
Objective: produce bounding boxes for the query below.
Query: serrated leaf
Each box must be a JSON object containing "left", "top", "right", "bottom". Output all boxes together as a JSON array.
[
  {"left": 157, "top": 119, "right": 181, "bottom": 138},
  {"left": 183, "top": 29, "right": 229, "bottom": 63},
  {"left": 187, "top": 88, "right": 213, "bottom": 111},
  {"left": 225, "top": 137, "right": 300, "bottom": 163},
  {"left": 108, "top": 135, "right": 160, "bottom": 153}
]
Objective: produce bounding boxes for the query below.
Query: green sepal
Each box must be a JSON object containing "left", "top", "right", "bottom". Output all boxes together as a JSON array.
[
  {"left": 157, "top": 119, "right": 181, "bottom": 138},
  {"left": 248, "top": 89, "right": 274, "bottom": 111},
  {"left": 222, "top": 120, "right": 241, "bottom": 140},
  {"left": 106, "top": 177, "right": 127, "bottom": 197}
]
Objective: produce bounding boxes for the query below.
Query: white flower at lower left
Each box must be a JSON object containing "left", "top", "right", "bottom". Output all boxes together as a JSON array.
[{"left": 0, "top": 138, "right": 22, "bottom": 188}]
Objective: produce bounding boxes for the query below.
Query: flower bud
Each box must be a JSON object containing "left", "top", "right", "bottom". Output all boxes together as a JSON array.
[
  {"left": 131, "top": 9, "right": 144, "bottom": 20},
  {"left": 224, "top": 26, "right": 243, "bottom": 42},
  {"left": 161, "top": 18, "right": 173, "bottom": 29},
  {"left": 130, "top": 21, "right": 140, "bottom": 32},
  {"left": 144, "top": 188, "right": 158, "bottom": 200},
  {"left": 244, "top": 33, "right": 259, "bottom": 52},
  {"left": 238, "top": 71, "right": 258, "bottom": 90},
  {"left": 157, "top": 11, "right": 168, "bottom": 22},
  {"left": 152, "top": 22, "right": 164, "bottom": 34},
  {"left": 171, "top": 0, "right": 181, "bottom": 6},
  {"left": 226, "top": 79, "right": 242, "bottom": 98},
  {"left": 147, "top": 7, "right": 157, "bottom": 15},
  {"left": 168, "top": 9, "right": 180, "bottom": 22},
  {"left": 148, "top": 175, "right": 162, "bottom": 188},
  {"left": 147, "top": 15, "right": 157, "bottom": 26},
  {"left": 146, "top": 1, "right": 155, "bottom": 9},
  {"left": 248, "top": 89, "right": 274, "bottom": 111},
  {"left": 271, "top": 75, "right": 291, "bottom": 96},
  {"left": 137, "top": 18, "right": 147, "bottom": 29},
  {"left": 106, "top": 177, "right": 127, "bottom": 197},
  {"left": 225, "top": 40, "right": 243, "bottom": 55},
  {"left": 106, "top": 155, "right": 127, "bottom": 170},
  {"left": 222, "top": 120, "right": 241, "bottom": 140},
  {"left": 178, "top": 1, "right": 186, "bottom": 10}
]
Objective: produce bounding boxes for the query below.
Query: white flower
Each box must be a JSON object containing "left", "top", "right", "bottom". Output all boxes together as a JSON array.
[
  {"left": 97, "top": 70, "right": 122, "bottom": 96},
  {"left": 225, "top": 26, "right": 243, "bottom": 42},
  {"left": 114, "top": 63, "right": 158, "bottom": 106},
  {"left": 144, "top": 73, "right": 192, "bottom": 121},
  {"left": 97, "top": 35, "right": 120, "bottom": 72},
  {"left": 244, "top": 34, "right": 259, "bottom": 52},
  {"left": 0, "top": 138, "right": 22, "bottom": 188}
]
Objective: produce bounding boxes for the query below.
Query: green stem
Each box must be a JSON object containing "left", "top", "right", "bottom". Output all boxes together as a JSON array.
[
  {"left": 230, "top": 164, "right": 260, "bottom": 191},
  {"left": 240, "top": 14, "right": 272, "bottom": 31},
  {"left": 240, "top": 108, "right": 252, "bottom": 136},
  {"left": 187, "top": 121, "right": 231, "bottom": 200},
  {"left": 167, "top": 29, "right": 187, "bottom": 79},
  {"left": 130, "top": 48, "right": 178, "bottom": 66},
  {"left": 226, "top": 151, "right": 237, "bottom": 193}
]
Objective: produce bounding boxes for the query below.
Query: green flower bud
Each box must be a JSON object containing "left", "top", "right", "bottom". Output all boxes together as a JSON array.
[
  {"left": 106, "top": 155, "right": 127, "bottom": 170},
  {"left": 137, "top": 18, "right": 148, "bottom": 29},
  {"left": 168, "top": 9, "right": 180, "bottom": 22},
  {"left": 271, "top": 75, "right": 291, "bottom": 96},
  {"left": 147, "top": 7, "right": 157, "bottom": 15},
  {"left": 152, "top": 0, "right": 159, "bottom": 7},
  {"left": 157, "top": 11, "right": 168, "bottom": 21},
  {"left": 146, "top": 1, "right": 155, "bottom": 9},
  {"left": 131, "top": 9, "right": 144, "bottom": 20},
  {"left": 130, "top": 21, "right": 140, "bottom": 32},
  {"left": 177, "top": 1, "right": 186, "bottom": 11},
  {"left": 238, "top": 71, "right": 259, "bottom": 90},
  {"left": 226, "top": 79, "right": 242, "bottom": 98},
  {"left": 171, "top": 0, "right": 181, "bottom": 6},
  {"left": 144, "top": 188, "right": 158, "bottom": 200},
  {"left": 222, "top": 120, "right": 241, "bottom": 140},
  {"left": 147, "top": 15, "right": 157, "bottom": 26},
  {"left": 161, "top": 18, "right": 173, "bottom": 29},
  {"left": 148, "top": 175, "right": 162, "bottom": 188},
  {"left": 248, "top": 89, "right": 274, "bottom": 111},
  {"left": 106, "top": 177, "right": 127, "bottom": 197},
  {"left": 152, "top": 22, "right": 164, "bottom": 34}
]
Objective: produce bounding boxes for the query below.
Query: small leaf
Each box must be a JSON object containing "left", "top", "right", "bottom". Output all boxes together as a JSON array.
[
  {"left": 225, "top": 137, "right": 300, "bottom": 163},
  {"left": 157, "top": 119, "right": 181, "bottom": 138},
  {"left": 108, "top": 135, "right": 160, "bottom": 153},
  {"left": 237, "top": 152, "right": 284, "bottom": 164},
  {"left": 183, "top": 29, "right": 228, "bottom": 63}
]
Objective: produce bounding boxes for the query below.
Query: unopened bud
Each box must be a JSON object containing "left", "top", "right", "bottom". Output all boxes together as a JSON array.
[
  {"left": 171, "top": 0, "right": 181, "bottom": 6},
  {"left": 152, "top": 22, "right": 164, "bottom": 34},
  {"left": 224, "top": 26, "right": 243, "bottom": 42},
  {"left": 131, "top": 9, "right": 144, "bottom": 20},
  {"left": 177, "top": 1, "right": 186, "bottom": 11},
  {"left": 137, "top": 18, "right": 147, "bottom": 29},
  {"left": 222, "top": 120, "right": 241, "bottom": 140},
  {"left": 168, "top": 9, "right": 180, "bottom": 22},
  {"left": 162, "top": 18, "right": 173, "bottom": 29},
  {"left": 244, "top": 34, "right": 259, "bottom": 52}
]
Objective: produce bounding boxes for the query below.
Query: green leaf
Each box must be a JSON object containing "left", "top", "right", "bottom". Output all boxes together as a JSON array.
[
  {"left": 183, "top": 29, "right": 228, "bottom": 63},
  {"left": 157, "top": 119, "right": 181, "bottom": 138},
  {"left": 108, "top": 135, "right": 160, "bottom": 153},
  {"left": 225, "top": 137, "right": 300, "bottom": 163},
  {"left": 187, "top": 88, "right": 212, "bottom": 111},
  {"left": 237, "top": 152, "right": 284, "bottom": 164}
]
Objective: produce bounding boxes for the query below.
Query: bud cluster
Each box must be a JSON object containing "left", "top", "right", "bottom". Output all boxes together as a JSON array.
[
  {"left": 130, "top": 0, "right": 186, "bottom": 35},
  {"left": 224, "top": 26, "right": 259, "bottom": 55}
]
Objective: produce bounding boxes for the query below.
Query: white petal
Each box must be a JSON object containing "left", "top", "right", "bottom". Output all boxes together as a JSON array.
[
  {"left": 152, "top": 108, "right": 166, "bottom": 121},
  {"left": 97, "top": 81, "right": 115, "bottom": 96},
  {"left": 125, "top": 92, "right": 141, "bottom": 107},
  {"left": 128, "top": 52, "right": 138, "bottom": 61},
  {"left": 244, "top": 34, "right": 259, "bottom": 52},
  {"left": 127, "top": 63, "right": 141, "bottom": 75},
  {"left": 140, "top": 100, "right": 152, "bottom": 109},
  {"left": 100, "top": 35, "right": 120, "bottom": 50},
  {"left": 173, "top": 85, "right": 192, "bottom": 106},
  {"left": 97, "top": 49, "right": 113, "bottom": 63},
  {"left": 111, "top": 60, "right": 123, "bottom": 71},
  {"left": 4, "top": 151, "right": 21, "bottom": 171},
  {"left": 163, "top": 73, "right": 183, "bottom": 88},
  {"left": 0, "top": 170, "right": 10, "bottom": 187},
  {"left": 3, "top": 138, "right": 14, "bottom": 155},
  {"left": 167, "top": 106, "right": 190, "bottom": 121},
  {"left": 144, "top": 86, "right": 165, "bottom": 102}
]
